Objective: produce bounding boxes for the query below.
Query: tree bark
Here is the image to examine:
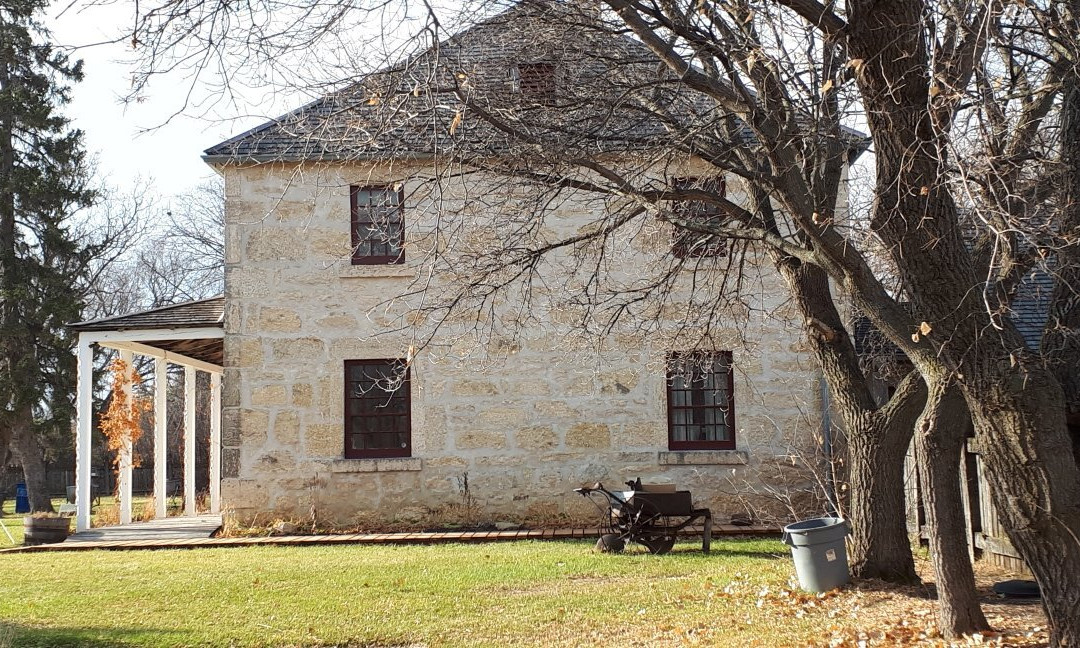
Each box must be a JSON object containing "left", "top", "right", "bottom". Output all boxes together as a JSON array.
[
  {"left": 1043, "top": 6, "right": 1080, "bottom": 461},
  {"left": 9, "top": 409, "right": 53, "bottom": 512},
  {"left": 966, "top": 373, "right": 1080, "bottom": 646},
  {"left": 915, "top": 379, "right": 988, "bottom": 637},
  {"left": 846, "top": 380, "right": 922, "bottom": 584}
]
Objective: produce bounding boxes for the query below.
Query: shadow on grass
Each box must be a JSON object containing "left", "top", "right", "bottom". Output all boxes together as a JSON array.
[
  {"left": 662, "top": 547, "right": 786, "bottom": 560},
  {"left": 0, "top": 622, "right": 182, "bottom": 648},
  {"left": 576, "top": 541, "right": 786, "bottom": 560},
  {"left": 848, "top": 577, "right": 1045, "bottom": 609}
]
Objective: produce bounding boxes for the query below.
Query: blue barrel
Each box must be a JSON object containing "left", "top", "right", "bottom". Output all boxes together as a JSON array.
[
  {"left": 14, "top": 482, "right": 30, "bottom": 513},
  {"left": 782, "top": 517, "right": 851, "bottom": 592}
]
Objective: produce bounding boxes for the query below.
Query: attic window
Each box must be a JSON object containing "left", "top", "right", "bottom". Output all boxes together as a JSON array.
[
  {"left": 514, "top": 63, "right": 556, "bottom": 101},
  {"left": 671, "top": 177, "right": 728, "bottom": 259}
]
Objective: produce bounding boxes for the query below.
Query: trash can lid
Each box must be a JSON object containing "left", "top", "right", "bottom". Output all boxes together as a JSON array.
[
  {"left": 992, "top": 580, "right": 1040, "bottom": 599},
  {"left": 784, "top": 517, "right": 847, "bottom": 533},
  {"left": 782, "top": 517, "right": 850, "bottom": 546}
]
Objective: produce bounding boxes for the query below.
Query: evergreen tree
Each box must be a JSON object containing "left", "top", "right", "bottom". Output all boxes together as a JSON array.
[{"left": 0, "top": 0, "right": 96, "bottom": 511}]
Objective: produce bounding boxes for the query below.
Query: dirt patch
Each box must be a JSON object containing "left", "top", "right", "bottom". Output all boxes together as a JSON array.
[{"left": 810, "top": 559, "right": 1048, "bottom": 647}]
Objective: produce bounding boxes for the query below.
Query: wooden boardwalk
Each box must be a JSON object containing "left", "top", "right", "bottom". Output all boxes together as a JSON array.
[
  {"left": 0, "top": 521, "right": 778, "bottom": 554},
  {"left": 62, "top": 514, "right": 224, "bottom": 544}
]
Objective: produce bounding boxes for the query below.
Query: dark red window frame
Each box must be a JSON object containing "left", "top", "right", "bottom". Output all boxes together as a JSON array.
[
  {"left": 344, "top": 359, "right": 412, "bottom": 458},
  {"left": 671, "top": 177, "right": 728, "bottom": 259},
  {"left": 666, "top": 351, "right": 736, "bottom": 450},
  {"left": 350, "top": 185, "right": 405, "bottom": 265}
]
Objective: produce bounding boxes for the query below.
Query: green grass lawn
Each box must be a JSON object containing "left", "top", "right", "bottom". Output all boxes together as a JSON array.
[{"left": 0, "top": 539, "right": 834, "bottom": 648}]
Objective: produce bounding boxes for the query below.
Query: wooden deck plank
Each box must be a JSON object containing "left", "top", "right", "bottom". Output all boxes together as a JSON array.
[{"left": 1, "top": 520, "right": 780, "bottom": 554}]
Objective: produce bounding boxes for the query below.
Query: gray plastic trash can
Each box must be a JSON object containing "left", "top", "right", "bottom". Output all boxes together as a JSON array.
[{"left": 782, "top": 517, "right": 850, "bottom": 592}]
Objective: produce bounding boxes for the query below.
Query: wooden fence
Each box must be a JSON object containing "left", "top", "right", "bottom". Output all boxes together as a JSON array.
[
  {"left": 904, "top": 437, "right": 1028, "bottom": 573},
  {"left": 967, "top": 440, "right": 1028, "bottom": 572},
  {"left": 2, "top": 466, "right": 194, "bottom": 502}
]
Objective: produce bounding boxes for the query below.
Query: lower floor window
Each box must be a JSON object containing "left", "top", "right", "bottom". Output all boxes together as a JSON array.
[
  {"left": 667, "top": 351, "right": 735, "bottom": 450},
  {"left": 344, "top": 359, "right": 411, "bottom": 458}
]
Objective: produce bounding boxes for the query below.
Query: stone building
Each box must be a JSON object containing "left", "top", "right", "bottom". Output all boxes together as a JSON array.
[
  {"left": 71, "top": 2, "right": 855, "bottom": 531},
  {"left": 200, "top": 160, "right": 834, "bottom": 526}
]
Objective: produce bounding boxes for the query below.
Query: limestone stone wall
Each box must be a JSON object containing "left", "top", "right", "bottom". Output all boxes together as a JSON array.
[{"left": 219, "top": 160, "right": 832, "bottom": 527}]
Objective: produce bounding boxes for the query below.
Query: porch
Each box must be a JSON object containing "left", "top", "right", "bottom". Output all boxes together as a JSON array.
[
  {"left": 64, "top": 514, "right": 223, "bottom": 543},
  {"left": 69, "top": 297, "right": 225, "bottom": 534}
]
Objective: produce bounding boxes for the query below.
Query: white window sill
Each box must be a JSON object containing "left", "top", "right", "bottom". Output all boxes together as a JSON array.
[
  {"left": 329, "top": 457, "right": 422, "bottom": 473},
  {"left": 658, "top": 450, "right": 747, "bottom": 466},
  {"left": 338, "top": 264, "right": 414, "bottom": 279}
]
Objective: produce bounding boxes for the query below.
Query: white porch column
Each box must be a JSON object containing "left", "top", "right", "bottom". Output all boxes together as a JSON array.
[
  {"left": 184, "top": 366, "right": 196, "bottom": 516},
  {"left": 209, "top": 372, "right": 221, "bottom": 514},
  {"left": 154, "top": 358, "right": 168, "bottom": 518},
  {"left": 75, "top": 335, "right": 94, "bottom": 533},
  {"left": 118, "top": 349, "right": 134, "bottom": 525}
]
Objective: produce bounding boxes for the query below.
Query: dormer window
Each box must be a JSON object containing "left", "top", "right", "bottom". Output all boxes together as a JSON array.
[
  {"left": 512, "top": 62, "right": 556, "bottom": 102},
  {"left": 671, "top": 177, "right": 728, "bottom": 259}
]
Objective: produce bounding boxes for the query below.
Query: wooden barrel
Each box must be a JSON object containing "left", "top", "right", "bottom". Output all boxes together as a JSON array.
[{"left": 23, "top": 516, "right": 71, "bottom": 546}]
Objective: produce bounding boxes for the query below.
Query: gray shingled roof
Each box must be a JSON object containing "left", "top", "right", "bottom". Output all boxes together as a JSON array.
[
  {"left": 1011, "top": 268, "right": 1054, "bottom": 351},
  {"left": 204, "top": 3, "right": 674, "bottom": 162},
  {"left": 853, "top": 270, "right": 1055, "bottom": 357},
  {"left": 70, "top": 297, "right": 224, "bottom": 332},
  {"left": 203, "top": 2, "right": 866, "bottom": 165}
]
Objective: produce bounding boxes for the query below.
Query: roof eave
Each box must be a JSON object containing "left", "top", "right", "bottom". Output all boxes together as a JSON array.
[
  {"left": 68, "top": 296, "right": 226, "bottom": 332},
  {"left": 202, "top": 151, "right": 439, "bottom": 167},
  {"left": 71, "top": 322, "right": 226, "bottom": 333}
]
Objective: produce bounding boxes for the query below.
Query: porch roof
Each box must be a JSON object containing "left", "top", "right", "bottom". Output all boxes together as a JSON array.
[
  {"left": 69, "top": 296, "right": 225, "bottom": 367},
  {"left": 70, "top": 296, "right": 224, "bottom": 331}
]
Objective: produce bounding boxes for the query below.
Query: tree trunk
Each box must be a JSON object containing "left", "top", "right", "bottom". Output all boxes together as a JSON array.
[
  {"left": 847, "top": 405, "right": 920, "bottom": 583},
  {"left": 767, "top": 251, "right": 919, "bottom": 583},
  {"left": 915, "top": 379, "right": 988, "bottom": 637},
  {"left": 965, "top": 373, "right": 1080, "bottom": 647},
  {"left": 764, "top": 243, "right": 919, "bottom": 583},
  {"left": 9, "top": 411, "right": 53, "bottom": 512},
  {"left": 1044, "top": 8, "right": 1080, "bottom": 460}
]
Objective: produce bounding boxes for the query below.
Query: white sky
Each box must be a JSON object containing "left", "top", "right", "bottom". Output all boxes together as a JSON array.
[
  {"left": 46, "top": 0, "right": 448, "bottom": 203},
  {"left": 48, "top": 3, "right": 286, "bottom": 200}
]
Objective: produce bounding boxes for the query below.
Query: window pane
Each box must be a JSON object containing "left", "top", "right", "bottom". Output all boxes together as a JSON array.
[
  {"left": 667, "top": 352, "right": 734, "bottom": 449},
  {"left": 518, "top": 63, "right": 556, "bottom": 97},
  {"left": 670, "top": 177, "right": 727, "bottom": 259},
  {"left": 345, "top": 360, "right": 411, "bottom": 458},
  {"left": 353, "top": 186, "right": 404, "bottom": 263}
]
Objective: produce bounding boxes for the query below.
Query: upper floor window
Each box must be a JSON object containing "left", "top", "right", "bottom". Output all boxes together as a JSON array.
[
  {"left": 344, "top": 359, "right": 411, "bottom": 458},
  {"left": 671, "top": 177, "right": 727, "bottom": 258},
  {"left": 666, "top": 351, "right": 736, "bottom": 450},
  {"left": 351, "top": 186, "right": 404, "bottom": 265},
  {"left": 513, "top": 62, "right": 557, "bottom": 102}
]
